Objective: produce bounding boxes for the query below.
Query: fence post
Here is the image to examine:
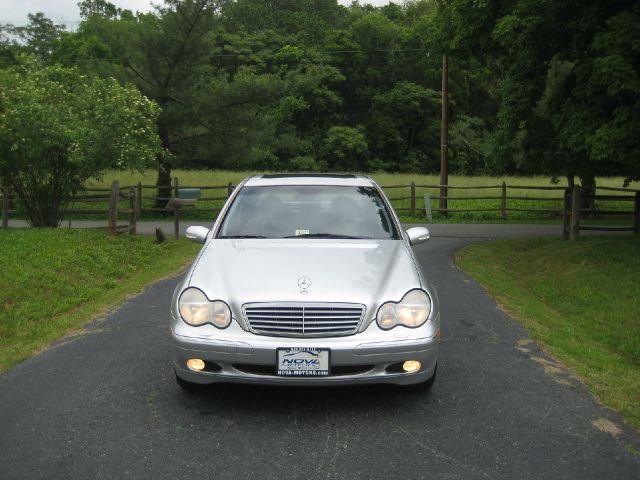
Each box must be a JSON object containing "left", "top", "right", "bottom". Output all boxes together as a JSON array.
[
  {"left": 129, "top": 187, "right": 136, "bottom": 235},
  {"left": 562, "top": 188, "right": 571, "bottom": 240},
  {"left": 228, "top": 182, "right": 233, "bottom": 197},
  {"left": 1, "top": 186, "right": 9, "bottom": 229},
  {"left": 424, "top": 193, "right": 433, "bottom": 221},
  {"left": 108, "top": 180, "right": 120, "bottom": 235},
  {"left": 501, "top": 182, "right": 507, "bottom": 220},
  {"left": 410, "top": 182, "right": 416, "bottom": 215},
  {"left": 634, "top": 191, "right": 640, "bottom": 234},
  {"left": 570, "top": 185, "right": 581, "bottom": 241},
  {"left": 136, "top": 181, "right": 142, "bottom": 221},
  {"left": 173, "top": 177, "right": 180, "bottom": 240}
]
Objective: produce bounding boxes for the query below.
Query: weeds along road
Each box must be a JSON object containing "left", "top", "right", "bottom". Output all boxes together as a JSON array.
[{"left": 0, "top": 230, "right": 638, "bottom": 479}]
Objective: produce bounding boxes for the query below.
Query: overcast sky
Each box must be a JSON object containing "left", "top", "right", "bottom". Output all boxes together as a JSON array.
[{"left": 0, "top": 0, "right": 394, "bottom": 26}]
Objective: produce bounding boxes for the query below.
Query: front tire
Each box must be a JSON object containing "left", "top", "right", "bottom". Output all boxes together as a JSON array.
[
  {"left": 405, "top": 363, "right": 437, "bottom": 393},
  {"left": 175, "top": 371, "right": 206, "bottom": 391}
]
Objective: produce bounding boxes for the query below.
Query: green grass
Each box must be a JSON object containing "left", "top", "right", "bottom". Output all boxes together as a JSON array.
[
  {"left": 456, "top": 236, "right": 640, "bottom": 429},
  {"left": 88, "top": 170, "right": 637, "bottom": 192},
  {"left": 0, "top": 229, "right": 199, "bottom": 372}
]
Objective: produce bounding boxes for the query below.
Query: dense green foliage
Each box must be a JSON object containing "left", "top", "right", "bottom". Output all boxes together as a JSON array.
[
  {"left": 448, "top": 0, "right": 640, "bottom": 187},
  {"left": 0, "top": 58, "right": 161, "bottom": 226},
  {"left": 0, "top": 229, "right": 198, "bottom": 372},
  {"left": 457, "top": 236, "right": 640, "bottom": 429},
  {"left": 1, "top": 1, "right": 638, "bottom": 190}
]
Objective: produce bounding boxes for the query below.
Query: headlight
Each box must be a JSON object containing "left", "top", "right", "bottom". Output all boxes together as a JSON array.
[
  {"left": 376, "top": 289, "right": 431, "bottom": 330},
  {"left": 178, "top": 287, "right": 231, "bottom": 328}
]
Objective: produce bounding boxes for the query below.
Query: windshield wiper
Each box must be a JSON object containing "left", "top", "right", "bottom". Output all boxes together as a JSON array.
[
  {"left": 218, "top": 235, "right": 266, "bottom": 239},
  {"left": 284, "top": 233, "right": 371, "bottom": 239}
]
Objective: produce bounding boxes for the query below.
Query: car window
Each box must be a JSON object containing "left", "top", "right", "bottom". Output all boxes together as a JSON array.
[{"left": 218, "top": 185, "right": 400, "bottom": 240}]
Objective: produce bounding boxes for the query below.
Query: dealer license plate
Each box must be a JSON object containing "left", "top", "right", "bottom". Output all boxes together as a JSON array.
[{"left": 277, "top": 348, "right": 330, "bottom": 376}]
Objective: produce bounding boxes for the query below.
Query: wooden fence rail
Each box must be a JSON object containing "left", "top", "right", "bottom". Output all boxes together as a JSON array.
[
  {"left": 563, "top": 188, "right": 640, "bottom": 239},
  {"left": 1, "top": 180, "right": 639, "bottom": 240}
]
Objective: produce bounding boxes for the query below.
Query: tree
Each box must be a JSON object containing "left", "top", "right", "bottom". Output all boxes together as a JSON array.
[
  {"left": 368, "top": 82, "right": 440, "bottom": 172},
  {"left": 77, "top": 0, "right": 223, "bottom": 204},
  {"left": 322, "top": 126, "right": 369, "bottom": 171},
  {"left": 0, "top": 12, "right": 67, "bottom": 68},
  {"left": 449, "top": 115, "right": 491, "bottom": 174},
  {"left": 558, "top": 5, "right": 640, "bottom": 185},
  {"left": 443, "top": 0, "right": 640, "bottom": 185},
  {"left": 222, "top": 0, "right": 346, "bottom": 45},
  {"left": 6, "top": 0, "right": 633, "bottom": 182},
  {"left": 0, "top": 58, "right": 162, "bottom": 226},
  {"left": 3, "top": 12, "right": 66, "bottom": 60}
]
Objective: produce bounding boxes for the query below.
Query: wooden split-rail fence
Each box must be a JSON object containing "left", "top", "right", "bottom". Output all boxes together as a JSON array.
[{"left": 1, "top": 180, "right": 639, "bottom": 240}]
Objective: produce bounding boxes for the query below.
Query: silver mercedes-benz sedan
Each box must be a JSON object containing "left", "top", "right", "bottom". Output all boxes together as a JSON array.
[{"left": 171, "top": 174, "right": 440, "bottom": 390}]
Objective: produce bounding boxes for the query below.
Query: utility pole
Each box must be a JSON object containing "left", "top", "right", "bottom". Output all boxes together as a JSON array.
[{"left": 440, "top": 54, "right": 449, "bottom": 215}]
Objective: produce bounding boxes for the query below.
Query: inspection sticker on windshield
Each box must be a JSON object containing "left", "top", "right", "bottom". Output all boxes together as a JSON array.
[
  {"left": 294, "top": 229, "right": 310, "bottom": 236},
  {"left": 277, "top": 348, "right": 330, "bottom": 376}
]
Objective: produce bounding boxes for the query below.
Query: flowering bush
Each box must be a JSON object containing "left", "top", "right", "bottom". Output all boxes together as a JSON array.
[{"left": 0, "top": 57, "right": 162, "bottom": 226}]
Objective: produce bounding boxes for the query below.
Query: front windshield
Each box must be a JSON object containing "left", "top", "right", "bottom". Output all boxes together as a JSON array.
[{"left": 218, "top": 185, "right": 400, "bottom": 240}]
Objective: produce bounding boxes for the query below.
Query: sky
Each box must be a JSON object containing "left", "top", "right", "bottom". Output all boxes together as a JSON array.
[{"left": 0, "top": 0, "right": 394, "bottom": 27}]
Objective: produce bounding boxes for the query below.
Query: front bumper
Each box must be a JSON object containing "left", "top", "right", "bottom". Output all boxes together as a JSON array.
[{"left": 171, "top": 318, "right": 439, "bottom": 386}]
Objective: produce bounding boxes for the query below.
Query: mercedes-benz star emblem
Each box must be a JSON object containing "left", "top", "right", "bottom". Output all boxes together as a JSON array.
[{"left": 298, "top": 275, "right": 311, "bottom": 291}]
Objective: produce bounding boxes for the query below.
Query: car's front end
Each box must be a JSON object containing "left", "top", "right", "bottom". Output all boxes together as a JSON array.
[{"left": 170, "top": 174, "right": 440, "bottom": 388}]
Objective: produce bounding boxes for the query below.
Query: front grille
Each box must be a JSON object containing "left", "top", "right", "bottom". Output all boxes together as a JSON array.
[{"left": 243, "top": 303, "right": 365, "bottom": 337}]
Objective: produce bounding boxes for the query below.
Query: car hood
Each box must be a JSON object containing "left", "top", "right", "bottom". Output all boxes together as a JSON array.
[{"left": 188, "top": 239, "right": 422, "bottom": 318}]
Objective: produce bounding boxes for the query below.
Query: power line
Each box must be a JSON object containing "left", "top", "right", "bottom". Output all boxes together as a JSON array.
[{"left": 210, "top": 48, "right": 431, "bottom": 58}]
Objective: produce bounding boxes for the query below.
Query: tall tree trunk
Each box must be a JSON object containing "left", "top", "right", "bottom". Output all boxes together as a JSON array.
[
  {"left": 155, "top": 124, "right": 172, "bottom": 211},
  {"left": 580, "top": 174, "right": 596, "bottom": 219},
  {"left": 6, "top": 150, "right": 72, "bottom": 227}
]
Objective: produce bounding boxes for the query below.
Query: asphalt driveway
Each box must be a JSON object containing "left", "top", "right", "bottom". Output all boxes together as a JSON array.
[{"left": 1, "top": 231, "right": 638, "bottom": 479}]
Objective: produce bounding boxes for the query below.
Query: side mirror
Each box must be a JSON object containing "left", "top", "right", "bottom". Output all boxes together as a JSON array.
[
  {"left": 406, "top": 227, "right": 430, "bottom": 245},
  {"left": 185, "top": 226, "right": 210, "bottom": 244}
]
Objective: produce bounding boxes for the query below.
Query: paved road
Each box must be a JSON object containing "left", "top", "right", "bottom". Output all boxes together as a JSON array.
[{"left": 1, "top": 234, "right": 639, "bottom": 479}]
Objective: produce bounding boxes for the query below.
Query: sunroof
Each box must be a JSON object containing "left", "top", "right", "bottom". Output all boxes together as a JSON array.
[{"left": 261, "top": 173, "right": 357, "bottom": 179}]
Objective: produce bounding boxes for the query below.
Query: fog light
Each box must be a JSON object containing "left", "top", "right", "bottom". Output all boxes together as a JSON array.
[
  {"left": 403, "top": 360, "right": 421, "bottom": 373},
  {"left": 187, "top": 358, "right": 205, "bottom": 371}
]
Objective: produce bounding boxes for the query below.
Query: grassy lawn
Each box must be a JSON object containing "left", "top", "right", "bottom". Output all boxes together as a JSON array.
[
  {"left": 88, "top": 169, "right": 636, "bottom": 191},
  {"left": 0, "top": 229, "right": 199, "bottom": 372},
  {"left": 456, "top": 236, "right": 640, "bottom": 429},
  {"left": 78, "top": 170, "right": 638, "bottom": 224}
]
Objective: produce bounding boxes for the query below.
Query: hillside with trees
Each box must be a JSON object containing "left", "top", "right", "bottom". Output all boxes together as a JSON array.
[{"left": 1, "top": 0, "right": 638, "bottom": 197}]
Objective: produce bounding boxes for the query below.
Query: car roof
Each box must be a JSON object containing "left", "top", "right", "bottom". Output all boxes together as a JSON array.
[{"left": 244, "top": 174, "right": 375, "bottom": 187}]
